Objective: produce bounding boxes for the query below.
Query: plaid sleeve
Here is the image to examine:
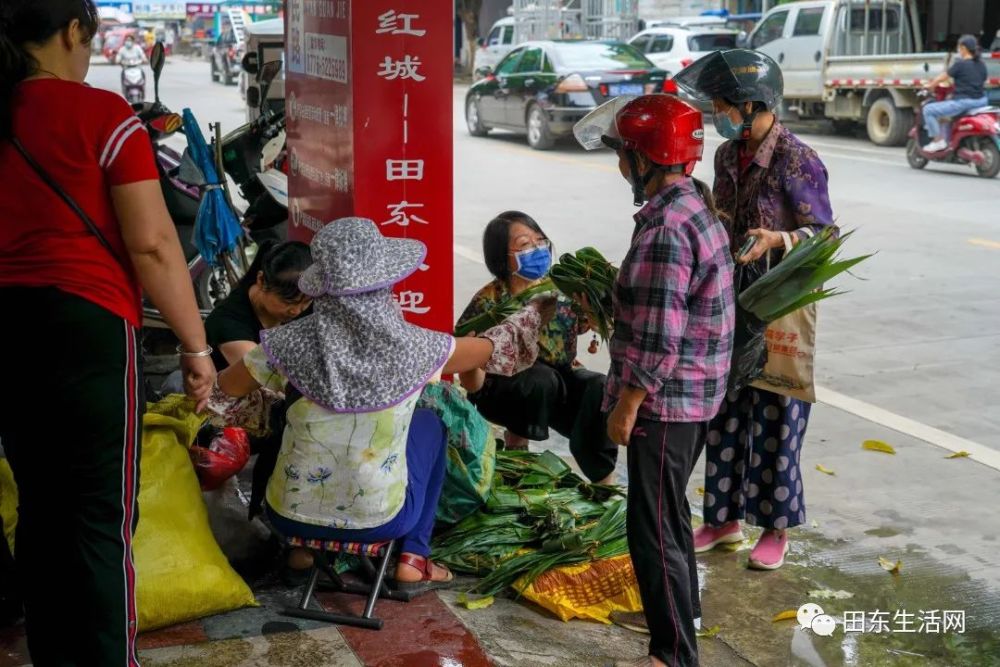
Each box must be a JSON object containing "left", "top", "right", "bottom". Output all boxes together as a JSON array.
[{"left": 618, "top": 225, "right": 693, "bottom": 395}]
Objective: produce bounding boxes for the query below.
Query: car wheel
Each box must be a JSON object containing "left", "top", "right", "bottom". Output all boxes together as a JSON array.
[
  {"left": 905, "top": 139, "right": 927, "bottom": 170},
  {"left": 866, "top": 97, "right": 911, "bottom": 147},
  {"left": 974, "top": 138, "right": 1000, "bottom": 179},
  {"left": 466, "top": 97, "right": 489, "bottom": 137},
  {"left": 526, "top": 104, "right": 554, "bottom": 150}
]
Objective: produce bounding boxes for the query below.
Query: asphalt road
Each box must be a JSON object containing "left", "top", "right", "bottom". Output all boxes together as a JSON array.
[{"left": 85, "top": 56, "right": 1000, "bottom": 453}]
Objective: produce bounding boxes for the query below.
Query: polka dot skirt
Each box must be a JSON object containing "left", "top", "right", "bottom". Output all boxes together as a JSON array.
[{"left": 702, "top": 387, "right": 811, "bottom": 530}]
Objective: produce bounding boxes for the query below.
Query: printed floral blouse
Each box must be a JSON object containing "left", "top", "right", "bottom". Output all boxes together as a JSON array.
[
  {"left": 244, "top": 345, "right": 441, "bottom": 530},
  {"left": 458, "top": 279, "right": 585, "bottom": 368}
]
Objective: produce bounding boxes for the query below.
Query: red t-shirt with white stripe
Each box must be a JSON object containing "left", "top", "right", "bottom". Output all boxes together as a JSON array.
[{"left": 0, "top": 79, "right": 159, "bottom": 326}]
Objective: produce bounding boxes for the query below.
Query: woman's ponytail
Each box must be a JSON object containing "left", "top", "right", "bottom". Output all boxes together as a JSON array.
[{"left": 0, "top": 0, "right": 99, "bottom": 139}]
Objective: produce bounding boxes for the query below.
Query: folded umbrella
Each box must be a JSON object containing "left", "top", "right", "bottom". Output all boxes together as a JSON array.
[{"left": 181, "top": 109, "right": 243, "bottom": 267}]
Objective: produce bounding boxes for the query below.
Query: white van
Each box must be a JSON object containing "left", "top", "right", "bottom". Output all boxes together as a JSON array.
[{"left": 474, "top": 17, "right": 516, "bottom": 73}]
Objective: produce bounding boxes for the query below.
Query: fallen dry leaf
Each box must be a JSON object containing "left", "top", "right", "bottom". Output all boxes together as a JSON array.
[
  {"left": 696, "top": 625, "right": 721, "bottom": 638},
  {"left": 815, "top": 464, "right": 836, "bottom": 475},
  {"left": 862, "top": 439, "right": 897, "bottom": 455},
  {"left": 878, "top": 556, "right": 903, "bottom": 576},
  {"left": 945, "top": 451, "right": 971, "bottom": 459},
  {"left": 772, "top": 609, "right": 799, "bottom": 623},
  {"left": 457, "top": 593, "right": 495, "bottom": 610},
  {"left": 809, "top": 588, "right": 854, "bottom": 600}
]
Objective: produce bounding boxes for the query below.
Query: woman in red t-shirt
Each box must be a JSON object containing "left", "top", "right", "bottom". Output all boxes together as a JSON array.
[{"left": 0, "top": 2, "right": 215, "bottom": 664}]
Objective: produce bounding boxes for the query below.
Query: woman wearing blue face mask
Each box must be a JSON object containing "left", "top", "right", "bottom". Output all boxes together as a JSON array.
[{"left": 457, "top": 211, "right": 618, "bottom": 484}]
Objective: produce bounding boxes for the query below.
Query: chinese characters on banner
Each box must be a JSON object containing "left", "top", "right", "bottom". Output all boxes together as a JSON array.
[{"left": 285, "top": 1, "right": 454, "bottom": 334}]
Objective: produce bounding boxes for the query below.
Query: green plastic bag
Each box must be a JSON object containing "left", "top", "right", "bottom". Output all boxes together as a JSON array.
[{"left": 418, "top": 383, "right": 496, "bottom": 524}]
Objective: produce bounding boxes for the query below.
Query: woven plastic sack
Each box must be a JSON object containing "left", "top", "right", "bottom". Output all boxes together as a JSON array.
[
  {"left": 0, "top": 396, "right": 257, "bottom": 631},
  {"left": 418, "top": 383, "right": 496, "bottom": 524},
  {"left": 516, "top": 554, "right": 643, "bottom": 624},
  {"left": 135, "top": 395, "right": 257, "bottom": 630}
]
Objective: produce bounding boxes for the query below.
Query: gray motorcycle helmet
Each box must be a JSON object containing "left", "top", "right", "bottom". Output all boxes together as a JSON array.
[{"left": 673, "top": 49, "right": 784, "bottom": 111}]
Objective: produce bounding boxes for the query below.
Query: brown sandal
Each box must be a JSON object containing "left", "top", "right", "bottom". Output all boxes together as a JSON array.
[{"left": 391, "top": 553, "right": 455, "bottom": 593}]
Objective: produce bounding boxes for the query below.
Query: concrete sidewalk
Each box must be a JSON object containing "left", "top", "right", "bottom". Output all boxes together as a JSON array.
[{"left": 2, "top": 391, "right": 996, "bottom": 666}]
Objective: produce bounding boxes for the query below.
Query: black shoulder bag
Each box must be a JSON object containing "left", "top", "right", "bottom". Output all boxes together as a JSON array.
[{"left": 11, "top": 137, "right": 128, "bottom": 270}]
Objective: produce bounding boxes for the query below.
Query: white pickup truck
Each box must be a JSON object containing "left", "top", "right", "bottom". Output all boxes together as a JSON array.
[{"left": 746, "top": 0, "right": 1000, "bottom": 146}]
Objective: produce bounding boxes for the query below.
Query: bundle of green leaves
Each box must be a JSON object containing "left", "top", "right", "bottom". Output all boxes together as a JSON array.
[
  {"left": 432, "top": 450, "right": 626, "bottom": 598},
  {"left": 738, "top": 227, "right": 871, "bottom": 322},
  {"left": 548, "top": 247, "right": 618, "bottom": 342}
]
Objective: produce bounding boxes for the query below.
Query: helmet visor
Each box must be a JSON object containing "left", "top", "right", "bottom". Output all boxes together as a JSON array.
[
  {"left": 672, "top": 51, "right": 739, "bottom": 103},
  {"left": 573, "top": 95, "right": 637, "bottom": 151}
]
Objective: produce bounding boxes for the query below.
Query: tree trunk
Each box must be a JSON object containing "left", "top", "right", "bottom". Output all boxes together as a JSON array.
[{"left": 457, "top": 3, "right": 482, "bottom": 74}]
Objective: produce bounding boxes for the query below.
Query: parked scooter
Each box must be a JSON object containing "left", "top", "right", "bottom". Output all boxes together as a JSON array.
[
  {"left": 906, "top": 87, "right": 1000, "bottom": 179},
  {"left": 120, "top": 59, "right": 146, "bottom": 104},
  {"left": 221, "top": 59, "right": 288, "bottom": 240},
  {"left": 131, "top": 45, "right": 287, "bottom": 326}
]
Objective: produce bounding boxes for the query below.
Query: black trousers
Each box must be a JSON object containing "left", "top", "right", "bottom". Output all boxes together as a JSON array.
[
  {"left": 0, "top": 288, "right": 142, "bottom": 667},
  {"left": 627, "top": 419, "right": 706, "bottom": 667},
  {"left": 469, "top": 361, "right": 618, "bottom": 481}
]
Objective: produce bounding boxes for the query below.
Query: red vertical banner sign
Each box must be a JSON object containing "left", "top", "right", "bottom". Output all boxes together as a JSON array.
[{"left": 285, "top": 0, "right": 454, "bottom": 334}]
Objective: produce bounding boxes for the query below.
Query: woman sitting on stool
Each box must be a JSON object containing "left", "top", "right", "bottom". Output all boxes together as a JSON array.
[{"left": 216, "top": 218, "right": 553, "bottom": 588}]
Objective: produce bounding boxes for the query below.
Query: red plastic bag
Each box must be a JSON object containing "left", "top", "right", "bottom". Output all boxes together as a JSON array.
[{"left": 189, "top": 427, "right": 251, "bottom": 491}]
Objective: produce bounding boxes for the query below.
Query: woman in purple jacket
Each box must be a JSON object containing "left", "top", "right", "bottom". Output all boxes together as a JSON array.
[{"left": 675, "top": 49, "right": 836, "bottom": 570}]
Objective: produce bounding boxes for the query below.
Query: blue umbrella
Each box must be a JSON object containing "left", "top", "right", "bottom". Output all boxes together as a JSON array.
[{"left": 182, "top": 109, "right": 243, "bottom": 267}]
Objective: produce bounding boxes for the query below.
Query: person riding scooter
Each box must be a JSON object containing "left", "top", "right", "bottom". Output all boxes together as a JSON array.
[
  {"left": 116, "top": 35, "right": 148, "bottom": 103},
  {"left": 921, "top": 35, "right": 988, "bottom": 153},
  {"left": 116, "top": 34, "right": 147, "bottom": 67}
]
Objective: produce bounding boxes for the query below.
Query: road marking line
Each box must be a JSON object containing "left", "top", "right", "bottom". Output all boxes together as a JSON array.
[
  {"left": 454, "top": 243, "right": 484, "bottom": 264},
  {"left": 816, "top": 386, "right": 1000, "bottom": 472},
  {"left": 969, "top": 238, "right": 1000, "bottom": 250}
]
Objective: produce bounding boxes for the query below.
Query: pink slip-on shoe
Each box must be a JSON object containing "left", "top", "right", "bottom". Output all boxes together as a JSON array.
[
  {"left": 748, "top": 530, "right": 789, "bottom": 570},
  {"left": 694, "top": 520, "right": 744, "bottom": 553}
]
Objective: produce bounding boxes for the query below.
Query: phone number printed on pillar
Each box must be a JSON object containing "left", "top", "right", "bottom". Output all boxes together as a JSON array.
[{"left": 305, "top": 33, "right": 348, "bottom": 83}]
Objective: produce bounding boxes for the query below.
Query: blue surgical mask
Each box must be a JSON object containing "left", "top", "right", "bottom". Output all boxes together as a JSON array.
[
  {"left": 513, "top": 245, "right": 552, "bottom": 280},
  {"left": 713, "top": 112, "right": 743, "bottom": 140}
]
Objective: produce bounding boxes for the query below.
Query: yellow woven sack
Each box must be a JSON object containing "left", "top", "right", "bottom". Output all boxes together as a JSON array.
[
  {"left": 0, "top": 396, "right": 256, "bottom": 631},
  {"left": 516, "top": 554, "right": 643, "bottom": 623},
  {"left": 135, "top": 395, "right": 257, "bottom": 630},
  {"left": 0, "top": 459, "right": 16, "bottom": 553}
]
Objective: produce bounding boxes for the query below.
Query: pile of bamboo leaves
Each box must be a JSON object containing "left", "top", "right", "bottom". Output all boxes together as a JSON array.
[
  {"left": 453, "top": 247, "right": 618, "bottom": 341},
  {"left": 739, "top": 227, "right": 871, "bottom": 322},
  {"left": 432, "top": 450, "right": 626, "bottom": 598}
]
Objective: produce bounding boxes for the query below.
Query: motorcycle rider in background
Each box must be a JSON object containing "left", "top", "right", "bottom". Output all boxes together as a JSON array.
[
  {"left": 116, "top": 34, "right": 147, "bottom": 67},
  {"left": 922, "top": 35, "right": 988, "bottom": 153}
]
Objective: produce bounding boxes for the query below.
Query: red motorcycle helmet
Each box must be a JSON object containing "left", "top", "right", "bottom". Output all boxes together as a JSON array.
[
  {"left": 575, "top": 95, "right": 705, "bottom": 203},
  {"left": 576, "top": 95, "right": 704, "bottom": 166}
]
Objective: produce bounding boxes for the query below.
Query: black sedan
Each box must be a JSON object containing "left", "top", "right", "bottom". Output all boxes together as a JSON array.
[{"left": 465, "top": 40, "right": 673, "bottom": 150}]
